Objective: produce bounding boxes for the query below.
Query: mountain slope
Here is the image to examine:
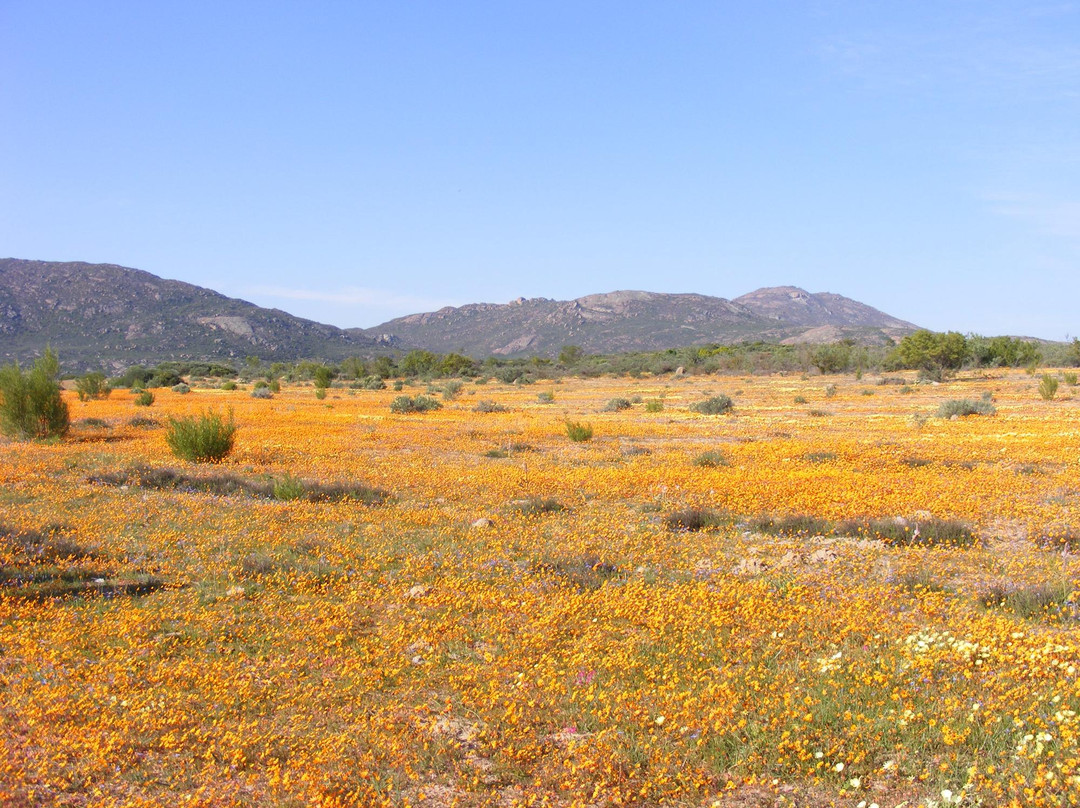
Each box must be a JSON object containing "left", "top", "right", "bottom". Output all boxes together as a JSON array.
[
  {"left": 0, "top": 258, "right": 383, "bottom": 368},
  {"left": 361, "top": 287, "right": 918, "bottom": 356}
]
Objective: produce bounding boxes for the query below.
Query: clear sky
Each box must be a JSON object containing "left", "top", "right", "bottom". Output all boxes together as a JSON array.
[{"left": 2, "top": 2, "right": 1078, "bottom": 339}]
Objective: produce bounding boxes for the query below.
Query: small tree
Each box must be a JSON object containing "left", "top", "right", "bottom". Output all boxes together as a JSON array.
[
  {"left": 75, "top": 372, "right": 112, "bottom": 401},
  {"left": 0, "top": 349, "right": 70, "bottom": 440}
]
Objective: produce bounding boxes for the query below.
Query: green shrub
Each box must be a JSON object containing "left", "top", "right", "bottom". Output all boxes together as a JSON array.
[
  {"left": 1039, "top": 374, "right": 1059, "bottom": 401},
  {"left": 645, "top": 399, "right": 663, "bottom": 413},
  {"left": 221, "top": 380, "right": 238, "bottom": 391},
  {"left": 172, "top": 383, "right": 190, "bottom": 394},
  {"left": 315, "top": 387, "right": 327, "bottom": 400},
  {"left": 358, "top": 375, "right": 386, "bottom": 390},
  {"left": 442, "top": 380, "right": 464, "bottom": 401},
  {"left": 165, "top": 410, "right": 237, "bottom": 463},
  {"left": 0, "top": 349, "right": 70, "bottom": 440},
  {"left": 565, "top": 421, "right": 594, "bottom": 442},
  {"left": 133, "top": 390, "right": 155, "bottom": 407},
  {"left": 604, "top": 397, "right": 632, "bottom": 412},
  {"left": 390, "top": 395, "right": 442, "bottom": 414},
  {"left": 690, "top": 395, "right": 733, "bottom": 415},
  {"left": 807, "top": 409, "right": 831, "bottom": 418},
  {"left": 824, "top": 384, "right": 837, "bottom": 398},
  {"left": 1064, "top": 372, "right": 1078, "bottom": 386},
  {"left": 537, "top": 391, "right": 555, "bottom": 404},
  {"left": 251, "top": 387, "right": 273, "bottom": 400},
  {"left": 793, "top": 395, "right": 807, "bottom": 404},
  {"left": 936, "top": 398, "right": 996, "bottom": 418},
  {"left": 75, "top": 372, "right": 111, "bottom": 401},
  {"left": 474, "top": 400, "right": 508, "bottom": 413}
]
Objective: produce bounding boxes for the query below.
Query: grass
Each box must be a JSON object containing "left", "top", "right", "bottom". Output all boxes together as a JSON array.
[{"left": 89, "top": 464, "right": 390, "bottom": 505}]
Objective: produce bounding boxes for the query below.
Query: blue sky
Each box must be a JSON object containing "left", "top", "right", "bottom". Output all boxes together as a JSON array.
[{"left": 2, "top": 2, "right": 1078, "bottom": 339}]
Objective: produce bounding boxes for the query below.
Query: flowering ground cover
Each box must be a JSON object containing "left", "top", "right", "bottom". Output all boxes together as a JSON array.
[{"left": 2, "top": 370, "right": 1079, "bottom": 807}]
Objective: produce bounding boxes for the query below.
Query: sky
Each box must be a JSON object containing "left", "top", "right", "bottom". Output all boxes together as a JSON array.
[{"left": 1, "top": 1, "right": 1078, "bottom": 339}]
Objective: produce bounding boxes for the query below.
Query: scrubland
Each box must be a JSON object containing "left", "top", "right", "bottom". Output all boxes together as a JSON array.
[{"left": 2, "top": 370, "right": 1079, "bottom": 807}]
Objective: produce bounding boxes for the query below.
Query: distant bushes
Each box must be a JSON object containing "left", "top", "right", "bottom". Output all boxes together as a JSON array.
[
  {"left": 0, "top": 349, "right": 69, "bottom": 440},
  {"left": 937, "top": 399, "right": 996, "bottom": 418},
  {"left": 604, "top": 397, "right": 632, "bottom": 412},
  {"left": 690, "top": 395, "right": 733, "bottom": 415},
  {"left": 75, "top": 372, "right": 111, "bottom": 401},
  {"left": 390, "top": 395, "right": 442, "bottom": 414},
  {"left": 165, "top": 409, "right": 237, "bottom": 462}
]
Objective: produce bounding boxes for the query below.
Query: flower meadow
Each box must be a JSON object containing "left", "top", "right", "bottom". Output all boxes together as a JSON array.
[{"left": 2, "top": 370, "right": 1080, "bottom": 807}]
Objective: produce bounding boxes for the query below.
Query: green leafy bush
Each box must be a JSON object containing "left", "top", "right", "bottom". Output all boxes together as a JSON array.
[
  {"left": 165, "top": 410, "right": 237, "bottom": 463},
  {"left": 442, "top": 380, "right": 464, "bottom": 401},
  {"left": 172, "top": 383, "right": 190, "bottom": 394},
  {"left": 0, "top": 349, "right": 70, "bottom": 440},
  {"left": 133, "top": 390, "right": 155, "bottom": 407},
  {"left": 221, "top": 381, "right": 238, "bottom": 391},
  {"left": 75, "top": 372, "right": 111, "bottom": 401},
  {"left": 565, "top": 421, "right": 594, "bottom": 442},
  {"left": 690, "top": 395, "right": 733, "bottom": 415},
  {"left": 604, "top": 397, "right": 632, "bottom": 412},
  {"left": 645, "top": 399, "right": 663, "bottom": 413}
]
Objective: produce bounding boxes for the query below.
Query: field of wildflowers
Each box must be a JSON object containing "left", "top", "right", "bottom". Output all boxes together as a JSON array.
[{"left": 2, "top": 369, "right": 1079, "bottom": 807}]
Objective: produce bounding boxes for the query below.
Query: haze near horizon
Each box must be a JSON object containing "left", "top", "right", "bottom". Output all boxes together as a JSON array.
[{"left": 1, "top": 2, "right": 1077, "bottom": 339}]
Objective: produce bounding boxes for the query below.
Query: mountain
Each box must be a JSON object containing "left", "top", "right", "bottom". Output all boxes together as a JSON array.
[
  {"left": 0, "top": 258, "right": 920, "bottom": 368},
  {"left": 360, "top": 288, "right": 918, "bottom": 357},
  {"left": 0, "top": 258, "right": 386, "bottom": 369}
]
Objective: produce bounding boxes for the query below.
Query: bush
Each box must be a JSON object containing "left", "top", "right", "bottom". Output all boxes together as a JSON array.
[
  {"left": 442, "top": 380, "right": 464, "bottom": 401},
  {"left": 221, "top": 380, "right": 238, "bottom": 391},
  {"left": 510, "top": 497, "right": 565, "bottom": 517},
  {"left": 0, "top": 349, "right": 70, "bottom": 440},
  {"left": 604, "top": 397, "right": 632, "bottom": 412},
  {"left": 664, "top": 508, "right": 726, "bottom": 532},
  {"left": 823, "top": 384, "right": 837, "bottom": 398},
  {"left": 1039, "top": 374, "right": 1059, "bottom": 401},
  {"left": 936, "top": 399, "right": 996, "bottom": 418},
  {"left": 693, "top": 450, "right": 728, "bottom": 468},
  {"left": 133, "top": 390, "right": 155, "bottom": 407},
  {"left": 690, "top": 395, "right": 733, "bottom": 415},
  {"left": 357, "top": 375, "right": 386, "bottom": 390},
  {"left": 172, "top": 383, "right": 190, "bottom": 394},
  {"left": 793, "top": 395, "right": 807, "bottom": 404},
  {"left": 1064, "top": 372, "right": 1078, "bottom": 386},
  {"left": 165, "top": 410, "right": 237, "bottom": 462},
  {"left": 390, "top": 395, "right": 442, "bottom": 414},
  {"left": 565, "top": 421, "right": 594, "bottom": 442},
  {"left": 537, "top": 391, "right": 555, "bottom": 404},
  {"left": 75, "top": 372, "right": 111, "bottom": 401},
  {"left": 251, "top": 387, "right": 273, "bottom": 399},
  {"left": 315, "top": 387, "right": 327, "bottom": 400},
  {"left": 474, "top": 400, "right": 509, "bottom": 413},
  {"left": 645, "top": 399, "right": 663, "bottom": 413}
]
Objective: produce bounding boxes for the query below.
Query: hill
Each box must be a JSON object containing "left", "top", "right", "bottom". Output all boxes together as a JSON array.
[
  {"left": 0, "top": 258, "right": 386, "bottom": 370},
  {"left": 359, "top": 287, "right": 918, "bottom": 357}
]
